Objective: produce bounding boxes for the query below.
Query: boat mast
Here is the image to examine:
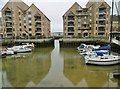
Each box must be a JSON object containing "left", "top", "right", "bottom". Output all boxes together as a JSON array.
[{"left": 110, "top": 0, "right": 114, "bottom": 43}]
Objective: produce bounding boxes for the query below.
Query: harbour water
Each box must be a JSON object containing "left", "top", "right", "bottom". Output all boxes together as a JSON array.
[{"left": 1, "top": 40, "right": 120, "bottom": 87}]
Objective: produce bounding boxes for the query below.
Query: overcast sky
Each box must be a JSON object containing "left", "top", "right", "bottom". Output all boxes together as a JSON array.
[{"left": 0, "top": 0, "right": 120, "bottom": 32}]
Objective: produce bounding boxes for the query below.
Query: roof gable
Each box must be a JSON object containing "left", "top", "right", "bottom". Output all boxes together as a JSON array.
[
  {"left": 27, "top": 4, "right": 50, "bottom": 21},
  {"left": 98, "top": 2, "right": 111, "bottom": 9},
  {"left": 63, "top": 2, "right": 82, "bottom": 16}
]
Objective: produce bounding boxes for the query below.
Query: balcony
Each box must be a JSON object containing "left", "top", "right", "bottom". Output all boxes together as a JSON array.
[
  {"left": 36, "top": 33, "right": 41, "bottom": 36},
  {"left": 6, "top": 28, "right": 12, "bottom": 32},
  {"left": 35, "top": 25, "right": 41, "bottom": 28},
  {"left": 68, "top": 16, "right": 74, "bottom": 22},
  {"left": 7, "top": 33, "right": 13, "bottom": 37},
  {"left": 98, "top": 31, "right": 105, "bottom": 33},
  {"left": 68, "top": 27, "right": 74, "bottom": 32},
  {"left": 99, "top": 11, "right": 106, "bottom": 15},
  {"left": 99, "top": 24, "right": 106, "bottom": 27},
  {"left": 99, "top": 17, "right": 106, "bottom": 20},
  {"left": 5, "top": 13, "right": 12, "bottom": 17},
  {"left": 35, "top": 19, "right": 41, "bottom": 23},
  {"left": 35, "top": 23, "right": 41, "bottom": 28},
  {"left": 5, "top": 19, "right": 12, "bottom": 22},
  {"left": 68, "top": 18, "right": 74, "bottom": 22},
  {"left": 6, "top": 25, "right": 12, "bottom": 28},
  {"left": 98, "top": 27, "right": 105, "bottom": 33},
  {"left": 35, "top": 28, "right": 42, "bottom": 33},
  {"left": 81, "top": 26, "right": 89, "bottom": 30},
  {"left": 68, "top": 23, "right": 74, "bottom": 27},
  {"left": 76, "top": 12, "right": 88, "bottom": 16}
]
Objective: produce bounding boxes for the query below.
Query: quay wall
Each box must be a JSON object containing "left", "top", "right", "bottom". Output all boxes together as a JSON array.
[
  {"left": 2, "top": 38, "right": 54, "bottom": 48},
  {"left": 59, "top": 38, "right": 120, "bottom": 54}
]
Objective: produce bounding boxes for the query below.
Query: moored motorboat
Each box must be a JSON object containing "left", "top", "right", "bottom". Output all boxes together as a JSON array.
[
  {"left": 80, "top": 50, "right": 108, "bottom": 57},
  {"left": 7, "top": 43, "right": 34, "bottom": 53},
  {"left": 85, "top": 54, "right": 120, "bottom": 66},
  {"left": 8, "top": 46, "right": 32, "bottom": 53},
  {"left": 77, "top": 44, "right": 100, "bottom": 52}
]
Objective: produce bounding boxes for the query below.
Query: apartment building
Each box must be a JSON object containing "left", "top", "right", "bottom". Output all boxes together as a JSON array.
[
  {"left": 0, "top": 17, "right": 3, "bottom": 38},
  {"left": 63, "top": 0, "right": 110, "bottom": 37},
  {"left": 111, "top": 15, "right": 120, "bottom": 39},
  {"left": 1, "top": 0, "right": 50, "bottom": 38}
]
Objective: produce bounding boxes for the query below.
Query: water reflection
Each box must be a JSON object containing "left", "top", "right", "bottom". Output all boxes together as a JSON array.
[
  {"left": 60, "top": 48, "right": 85, "bottom": 85},
  {"left": 2, "top": 48, "right": 53, "bottom": 87},
  {"left": 2, "top": 40, "right": 120, "bottom": 87},
  {"left": 60, "top": 48, "right": 119, "bottom": 87}
]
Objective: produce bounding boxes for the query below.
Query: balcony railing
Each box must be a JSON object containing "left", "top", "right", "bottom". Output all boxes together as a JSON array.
[
  {"left": 6, "top": 30, "right": 12, "bottom": 32},
  {"left": 5, "top": 19, "right": 12, "bottom": 22},
  {"left": 99, "top": 11, "right": 106, "bottom": 15},
  {"left": 76, "top": 12, "right": 88, "bottom": 16},
  {"left": 35, "top": 19, "right": 41, "bottom": 22},
  {"left": 68, "top": 30, "right": 74, "bottom": 32},
  {"left": 99, "top": 25, "right": 106, "bottom": 27},
  {"left": 5, "top": 13, "right": 12, "bottom": 17},
  {"left": 99, "top": 17, "right": 106, "bottom": 20},
  {"left": 35, "top": 25, "right": 41, "bottom": 28},
  {"left": 35, "top": 28, "right": 42, "bottom": 32},
  {"left": 6, "top": 25, "right": 12, "bottom": 28}
]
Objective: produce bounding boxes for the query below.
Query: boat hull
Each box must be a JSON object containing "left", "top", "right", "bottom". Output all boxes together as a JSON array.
[
  {"left": 85, "top": 59, "right": 120, "bottom": 66},
  {"left": 14, "top": 49, "right": 32, "bottom": 53}
]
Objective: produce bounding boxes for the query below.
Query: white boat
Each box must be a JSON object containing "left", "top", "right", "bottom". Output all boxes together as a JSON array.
[
  {"left": 0, "top": 48, "right": 14, "bottom": 57},
  {"left": 77, "top": 44, "right": 100, "bottom": 52},
  {"left": 6, "top": 49, "right": 14, "bottom": 55},
  {"left": 21, "top": 43, "right": 34, "bottom": 49},
  {"left": 80, "top": 51, "right": 97, "bottom": 56},
  {"left": 7, "top": 43, "right": 34, "bottom": 53},
  {"left": 85, "top": 54, "right": 120, "bottom": 66},
  {"left": 8, "top": 46, "right": 32, "bottom": 53},
  {"left": 80, "top": 50, "right": 109, "bottom": 57}
]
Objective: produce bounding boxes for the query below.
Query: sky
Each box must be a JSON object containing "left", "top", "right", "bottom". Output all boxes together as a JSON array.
[{"left": 0, "top": 0, "right": 120, "bottom": 32}]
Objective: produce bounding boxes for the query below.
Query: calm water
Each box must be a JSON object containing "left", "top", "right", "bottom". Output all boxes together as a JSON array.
[{"left": 1, "top": 40, "right": 120, "bottom": 88}]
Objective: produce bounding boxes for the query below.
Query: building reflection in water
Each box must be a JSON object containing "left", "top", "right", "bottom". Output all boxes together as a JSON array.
[
  {"left": 60, "top": 48, "right": 119, "bottom": 87},
  {"left": 60, "top": 48, "right": 85, "bottom": 86},
  {"left": 2, "top": 48, "right": 53, "bottom": 87},
  {"left": 2, "top": 40, "right": 119, "bottom": 87}
]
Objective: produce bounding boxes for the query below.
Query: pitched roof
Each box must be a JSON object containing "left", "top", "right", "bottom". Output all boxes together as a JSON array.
[
  {"left": 26, "top": 3, "right": 50, "bottom": 22},
  {"left": 63, "top": 2, "right": 82, "bottom": 17},
  {"left": 1, "top": 0, "right": 29, "bottom": 11},
  {"left": 86, "top": 0, "right": 110, "bottom": 8}
]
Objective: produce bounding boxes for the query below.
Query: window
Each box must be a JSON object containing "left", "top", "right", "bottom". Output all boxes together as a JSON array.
[
  {"left": 19, "top": 23, "right": 21, "bottom": 26},
  {"left": 28, "top": 11, "right": 31, "bottom": 14},
  {"left": 29, "top": 23, "right": 31, "bottom": 26},
  {"left": 90, "top": 27, "right": 91, "bottom": 30},
  {"left": 28, "top": 18, "right": 31, "bottom": 20},
  {"left": 19, "top": 28, "right": 22, "bottom": 31},
  {"left": 29, "top": 34, "right": 32, "bottom": 36},
  {"left": 24, "top": 20, "right": 26, "bottom": 23},
  {"left": 29, "top": 28, "right": 31, "bottom": 31},
  {"left": 24, "top": 26, "right": 26, "bottom": 28},
  {"left": 19, "top": 12, "right": 20, "bottom": 15}
]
